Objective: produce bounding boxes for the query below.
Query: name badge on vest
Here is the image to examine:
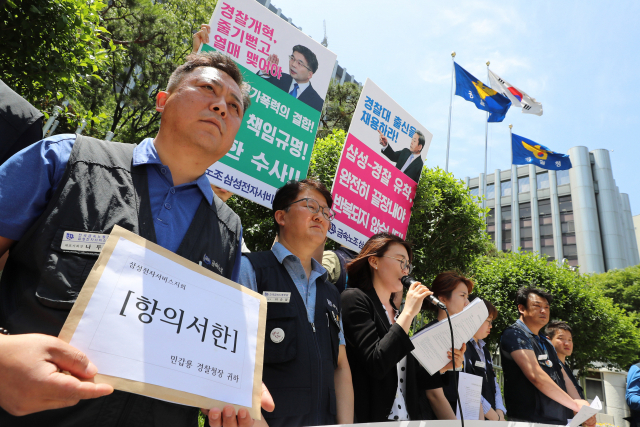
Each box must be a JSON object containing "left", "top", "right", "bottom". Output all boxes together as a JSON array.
[
  {"left": 538, "top": 354, "right": 548, "bottom": 361},
  {"left": 475, "top": 361, "right": 486, "bottom": 369},
  {"left": 61, "top": 231, "right": 108, "bottom": 253},
  {"left": 263, "top": 291, "right": 290, "bottom": 303}
]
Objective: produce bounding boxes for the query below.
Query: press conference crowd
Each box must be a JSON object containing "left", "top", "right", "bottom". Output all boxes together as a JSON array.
[{"left": 1, "top": 46, "right": 639, "bottom": 427}]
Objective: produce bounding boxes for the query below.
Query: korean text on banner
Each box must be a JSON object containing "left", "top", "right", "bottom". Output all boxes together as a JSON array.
[
  {"left": 328, "top": 78, "right": 433, "bottom": 251},
  {"left": 202, "top": 0, "right": 337, "bottom": 208},
  {"left": 58, "top": 226, "right": 267, "bottom": 419}
]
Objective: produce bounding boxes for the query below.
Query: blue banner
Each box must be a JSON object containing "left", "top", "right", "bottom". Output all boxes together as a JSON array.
[{"left": 512, "top": 133, "right": 572, "bottom": 170}]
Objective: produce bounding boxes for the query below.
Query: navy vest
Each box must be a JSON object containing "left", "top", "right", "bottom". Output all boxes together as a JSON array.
[
  {"left": 0, "top": 135, "right": 241, "bottom": 426},
  {"left": 464, "top": 340, "right": 497, "bottom": 409},
  {"left": 501, "top": 321, "right": 573, "bottom": 424},
  {"left": 245, "top": 251, "right": 341, "bottom": 427}
]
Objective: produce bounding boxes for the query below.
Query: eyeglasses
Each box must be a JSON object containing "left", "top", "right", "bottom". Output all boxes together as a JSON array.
[
  {"left": 285, "top": 198, "right": 335, "bottom": 221},
  {"left": 485, "top": 319, "right": 493, "bottom": 326},
  {"left": 289, "top": 55, "right": 312, "bottom": 72},
  {"left": 380, "top": 255, "right": 413, "bottom": 274}
]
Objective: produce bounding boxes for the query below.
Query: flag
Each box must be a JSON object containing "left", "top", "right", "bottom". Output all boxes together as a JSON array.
[
  {"left": 454, "top": 62, "right": 511, "bottom": 122},
  {"left": 489, "top": 70, "right": 543, "bottom": 116},
  {"left": 512, "top": 133, "right": 572, "bottom": 170}
]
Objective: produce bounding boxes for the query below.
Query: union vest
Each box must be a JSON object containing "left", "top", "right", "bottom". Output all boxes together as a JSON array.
[
  {"left": 0, "top": 135, "right": 241, "bottom": 426},
  {"left": 244, "top": 251, "right": 341, "bottom": 427},
  {"left": 501, "top": 321, "right": 573, "bottom": 424},
  {"left": 626, "top": 363, "right": 640, "bottom": 427},
  {"left": 464, "top": 340, "right": 497, "bottom": 409}
]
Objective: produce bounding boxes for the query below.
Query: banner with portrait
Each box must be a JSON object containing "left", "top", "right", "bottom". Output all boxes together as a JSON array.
[
  {"left": 328, "top": 79, "right": 433, "bottom": 251},
  {"left": 201, "top": 0, "right": 336, "bottom": 208}
]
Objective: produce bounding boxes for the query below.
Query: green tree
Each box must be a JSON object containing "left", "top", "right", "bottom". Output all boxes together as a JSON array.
[
  {"left": 57, "top": 0, "right": 216, "bottom": 140},
  {"left": 0, "top": 0, "right": 110, "bottom": 107},
  {"left": 317, "top": 81, "right": 361, "bottom": 139},
  {"left": 468, "top": 251, "right": 640, "bottom": 374},
  {"left": 589, "top": 263, "right": 640, "bottom": 319}
]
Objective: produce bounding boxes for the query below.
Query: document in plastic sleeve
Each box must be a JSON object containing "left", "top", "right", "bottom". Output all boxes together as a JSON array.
[
  {"left": 410, "top": 298, "right": 488, "bottom": 375},
  {"left": 567, "top": 396, "right": 602, "bottom": 427},
  {"left": 455, "top": 372, "right": 483, "bottom": 420}
]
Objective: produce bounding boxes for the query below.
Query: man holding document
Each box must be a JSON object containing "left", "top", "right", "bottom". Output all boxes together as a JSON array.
[
  {"left": 0, "top": 52, "right": 273, "bottom": 426},
  {"left": 500, "top": 287, "right": 595, "bottom": 425}
]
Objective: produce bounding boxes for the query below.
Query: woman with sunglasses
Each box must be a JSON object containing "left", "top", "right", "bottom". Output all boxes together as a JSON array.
[{"left": 340, "top": 233, "right": 447, "bottom": 422}]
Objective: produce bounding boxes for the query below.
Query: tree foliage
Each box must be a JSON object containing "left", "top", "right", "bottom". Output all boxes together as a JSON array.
[
  {"left": 468, "top": 251, "right": 640, "bottom": 374},
  {"left": 0, "top": 0, "right": 110, "bottom": 107},
  {"left": 317, "top": 81, "right": 361, "bottom": 139},
  {"left": 589, "top": 263, "right": 640, "bottom": 320}
]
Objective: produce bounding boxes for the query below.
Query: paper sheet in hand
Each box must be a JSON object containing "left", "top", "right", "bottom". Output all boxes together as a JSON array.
[
  {"left": 567, "top": 396, "right": 602, "bottom": 427},
  {"left": 410, "top": 298, "right": 488, "bottom": 375},
  {"left": 455, "top": 372, "right": 483, "bottom": 420},
  {"left": 59, "top": 226, "right": 267, "bottom": 419}
]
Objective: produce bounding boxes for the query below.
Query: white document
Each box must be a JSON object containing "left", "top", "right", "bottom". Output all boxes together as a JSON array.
[
  {"left": 67, "top": 236, "right": 261, "bottom": 408},
  {"left": 567, "top": 396, "right": 602, "bottom": 427},
  {"left": 455, "top": 372, "right": 484, "bottom": 420},
  {"left": 410, "top": 298, "right": 488, "bottom": 375}
]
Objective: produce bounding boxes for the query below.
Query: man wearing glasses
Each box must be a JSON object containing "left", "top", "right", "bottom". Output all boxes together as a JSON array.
[
  {"left": 238, "top": 179, "right": 354, "bottom": 427},
  {"left": 259, "top": 45, "right": 325, "bottom": 112}
]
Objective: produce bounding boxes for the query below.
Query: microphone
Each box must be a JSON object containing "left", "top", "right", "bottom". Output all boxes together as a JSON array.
[{"left": 400, "top": 275, "right": 447, "bottom": 310}]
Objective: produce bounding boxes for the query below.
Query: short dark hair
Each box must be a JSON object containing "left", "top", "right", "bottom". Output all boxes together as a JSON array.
[
  {"left": 516, "top": 286, "right": 554, "bottom": 309},
  {"left": 415, "top": 130, "right": 426, "bottom": 152},
  {"left": 166, "top": 52, "right": 251, "bottom": 112},
  {"left": 272, "top": 179, "right": 332, "bottom": 235},
  {"left": 545, "top": 320, "right": 572, "bottom": 339},
  {"left": 292, "top": 45, "right": 319, "bottom": 73},
  {"left": 346, "top": 233, "right": 412, "bottom": 290},
  {"left": 427, "top": 271, "right": 474, "bottom": 311}
]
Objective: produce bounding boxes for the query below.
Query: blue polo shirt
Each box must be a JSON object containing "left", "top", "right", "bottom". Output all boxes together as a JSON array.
[{"left": 0, "top": 134, "right": 242, "bottom": 281}]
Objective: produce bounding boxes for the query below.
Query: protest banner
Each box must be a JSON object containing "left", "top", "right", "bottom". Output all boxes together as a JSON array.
[
  {"left": 201, "top": 0, "right": 337, "bottom": 208},
  {"left": 59, "top": 226, "right": 267, "bottom": 419},
  {"left": 328, "top": 79, "right": 433, "bottom": 251}
]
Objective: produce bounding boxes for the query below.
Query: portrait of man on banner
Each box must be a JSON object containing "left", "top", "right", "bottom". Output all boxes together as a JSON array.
[
  {"left": 258, "top": 45, "right": 325, "bottom": 112},
  {"left": 378, "top": 128, "right": 426, "bottom": 183}
]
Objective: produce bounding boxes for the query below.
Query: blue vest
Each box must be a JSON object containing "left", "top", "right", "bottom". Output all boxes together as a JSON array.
[
  {"left": 0, "top": 135, "right": 240, "bottom": 426},
  {"left": 245, "top": 251, "right": 341, "bottom": 427}
]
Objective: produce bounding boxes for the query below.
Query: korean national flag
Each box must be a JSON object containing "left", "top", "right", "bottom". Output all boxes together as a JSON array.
[
  {"left": 512, "top": 133, "right": 572, "bottom": 170},
  {"left": 489, "top": 70, "right": 543, "bottom": 116}
]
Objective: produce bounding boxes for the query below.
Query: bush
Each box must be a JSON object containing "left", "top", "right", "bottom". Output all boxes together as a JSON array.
[{"left": 467, "top": 251, "right": 640, "bottom": 374}]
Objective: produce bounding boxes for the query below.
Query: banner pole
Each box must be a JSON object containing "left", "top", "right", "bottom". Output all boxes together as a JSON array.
[
  {"left": 484, "top": 61, "right": 490, "bottom": 213},
  {"left": 445, "top": 51, "right": 456, "bottom": 173}
]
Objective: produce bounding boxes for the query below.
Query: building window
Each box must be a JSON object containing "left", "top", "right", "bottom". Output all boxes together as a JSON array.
[
  {"left": 584, "top": 371, "right": 606, "bottom": 405},
  {"left": 557, "top": 170, "right": 570, "bottom": 186},
  {"left": 519, "top": 176, "right": 530, "bottom": 193},
  {"left": 469, "top": 187, "right": 479, "bottom": 198},
  {"left": 537, "top": 172, "right": 550, "bottom": 189},
  {"left": 486, "top": 208, "right": 495, "bottom": 242},
  {"left": 520, "top": 202, "right": 532, "bottom": 252},
  {"left": 559, "top": 195, "right": 577, "bottom": 266},
  {"left": 501, "top": 181, "right": 511, "bottom": 197},
  {"left": 538, "top": 199, "right": 554, "bottom": 260},
  {"left": 486, "top": 184, "right": 495, "bottom": 200},
  {"left": 502, "top": 206, "right": 511, "bottom": 251}
]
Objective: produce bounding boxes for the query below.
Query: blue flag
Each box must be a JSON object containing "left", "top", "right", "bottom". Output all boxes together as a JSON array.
[
  {"left": 512, "top": 133, "right": 572, "bottom": 170},
  {"left": 454, "top": 62, "right": 511, "bottom": 122}
]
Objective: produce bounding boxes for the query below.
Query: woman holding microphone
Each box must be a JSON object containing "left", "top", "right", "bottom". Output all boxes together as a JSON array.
[{"left": 341, "top": 233, "right": 462, "bottom": 422}]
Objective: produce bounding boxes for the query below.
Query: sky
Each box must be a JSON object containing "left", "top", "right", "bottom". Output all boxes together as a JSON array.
[{"left": 267, "top": 0, "right": 640, "bottom": 215}]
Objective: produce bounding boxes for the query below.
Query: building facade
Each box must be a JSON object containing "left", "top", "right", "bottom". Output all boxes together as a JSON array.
[
  {"left": 634, "top": 214, "right": 640, "bottom": 262},
  {"left": 465, "top": 146, "right": 639, "bottom": 274}
]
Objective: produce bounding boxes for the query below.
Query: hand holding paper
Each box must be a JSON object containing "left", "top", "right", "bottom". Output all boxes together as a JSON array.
[
  {"left": 567, "top": 396, "right": 602, "bottom": 427},
  {"left": 0, "top": 334, "right": 113, "bottom": 416}
]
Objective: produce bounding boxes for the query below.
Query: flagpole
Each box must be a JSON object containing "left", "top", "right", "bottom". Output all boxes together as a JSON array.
[
  {"left": 445, "top": 51, "right": 456, "bottom": 173},
  {"left": 484, "top": 61, "right": 490, "bottom": 212}
]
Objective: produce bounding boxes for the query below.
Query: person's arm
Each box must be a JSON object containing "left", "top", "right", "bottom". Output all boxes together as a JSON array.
[
  {"left": 0, "top": 236, "right": 13, "bottom": 259},
  {"left": 334, "top": 345, "right": 354, "bottom": 424},
  {"left": 493, "top": 376, "right": 507, "bottom": 416},
  {"left": 426, "top": 388, "right": 457, "bottom": 420},
  {"left": 192, "top": 24, "right": 210, "bottom": 53},
  {"left": 562, "top": 365, "right": 581, "bottom": 399},
  {"left": 511, "top": 349, "right": 587, "bottom": 412},
  {"left": 484, "top": 408, "right": 499, "bottom": 420},
  {"left": 627, "top": 365, "right": 640, "bottom": 411},
  {"left": 381, "top": 144, "right": 401, "bottom": 162},
  {"left": 480, "top": 396, "right": 494, "bottom": 418},
  {"left": 0, "top": 334, "right": 114, "bottom": 415}
]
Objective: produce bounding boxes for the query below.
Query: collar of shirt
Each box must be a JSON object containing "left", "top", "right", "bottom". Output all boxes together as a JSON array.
[
  {"left": 288, "top": 80, "right": 310, "bottom": 97},
  {"left": 271, "top": 242, "right": 328, "bottom": 280},
  {"left": 132, "top": 138, "right": 214, "bottom": 205},
  {"left": 471, "top": 338, "right": 487, "bottom": 362}
]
